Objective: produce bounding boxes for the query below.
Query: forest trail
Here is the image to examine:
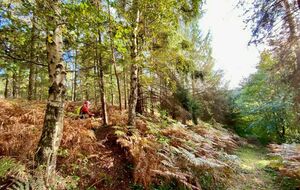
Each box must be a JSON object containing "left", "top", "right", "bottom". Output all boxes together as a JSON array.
[
  {"left": 231, "top": 145, "right": 279, "bottom": 190},
  {"left": 85, "top": 126, "right": 133, "bottom": 190}
]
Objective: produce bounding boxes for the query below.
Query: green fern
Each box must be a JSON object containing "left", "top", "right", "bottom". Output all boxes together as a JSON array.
[
  {"left": 7, "top": 180, "right": 30, "bottom": 190},
  {"left": 0, "top": 157, "right": 27, "bottom": 180},
  {"left": 115, "top": 130, "right": 126, "bottom": 137},
  {"left": 0, "top": 157, "right": 16, "bottom": 177}
]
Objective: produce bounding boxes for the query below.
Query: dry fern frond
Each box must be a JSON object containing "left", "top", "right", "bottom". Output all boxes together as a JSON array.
[
  {"left": 268, "top": 143, "right": 300, "bottom": 179},
  {"left": 112, "top": 114, "right": 242, "bottom": 189},
  {"left": 152, "top": 170, "right": 201, "bottom": 190}
]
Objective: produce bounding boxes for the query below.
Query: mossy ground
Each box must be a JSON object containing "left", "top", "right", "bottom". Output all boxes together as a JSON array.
[{"left": 232, "top": 145, "right": 279, "bottom": 190}]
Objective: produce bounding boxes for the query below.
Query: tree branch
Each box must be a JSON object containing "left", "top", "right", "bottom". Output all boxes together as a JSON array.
[{"left": 0, "top": 52, "right": 47, "bottom": 67}]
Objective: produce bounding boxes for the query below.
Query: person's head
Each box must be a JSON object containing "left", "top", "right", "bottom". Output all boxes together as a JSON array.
[{"left": 84, "top": 101, "right": 91, "bottom": 107}]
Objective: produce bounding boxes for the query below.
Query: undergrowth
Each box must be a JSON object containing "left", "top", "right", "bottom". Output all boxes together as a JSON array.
[
  {"left": 3, "top": 99, "right": 298, "bottom": 189},
  {"left": 0, "top": 99, "right": 129, "bottom": 189},
  {"left": 115, "top": 114, "right": 246, "bottom": 189},
  {"left": 0, "top": 98, "right": 245, "bottom": 189},
  {"left": 268, "top": 144, "right": 300, "bottom": 190}
]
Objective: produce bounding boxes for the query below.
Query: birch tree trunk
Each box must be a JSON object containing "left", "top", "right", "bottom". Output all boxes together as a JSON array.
[
  {"left": 128, "top": 8, "right": 140, "bottom": 125},
  {"left": 28, "top": 13, "right": 36, "bottom": 100},
  {"left": 35, "top": 0, "right": 66, "bottom": 186}
]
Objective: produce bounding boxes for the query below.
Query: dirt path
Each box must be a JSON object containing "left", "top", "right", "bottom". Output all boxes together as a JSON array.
[
  {"left": 91, "top": 126, "right": 133, "bottom": 190},
  {"left": 231, "top": 145, "right": 279, "bottom": 190},
  {"left": 57, "top": 126, "right": 133, "bottom": 190}
]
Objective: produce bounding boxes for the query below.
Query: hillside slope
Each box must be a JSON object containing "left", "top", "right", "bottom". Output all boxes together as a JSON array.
[{"left": 0, "top": 99, "right": 298, "bottom": 189}]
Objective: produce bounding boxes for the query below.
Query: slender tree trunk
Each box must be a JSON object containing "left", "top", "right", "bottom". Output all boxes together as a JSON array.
[
  {"left": 35, "top": 0, "right": 66, "bottom": 186},
  {"left": 136, "top": 68, "right": 143, "bottom": 114},
  {"left": 136, "top": 5, "right": 148, "bottom": 115},
  {"left": 4, "top": 74, "right": 9, "bottom": 98},
  {"left": 128, "top": 8, "right": 140, "bottom": 125},
  {"left": 283, "top": 0, "right": 297, "bottom": 40},
  {"left": 85, "top": 74, "right": 89, "bottom": 100},
  {"left": 34, "top": 65, "right": 38, "bottom": 99},
  {"left": 192, "top": 72, "right": 195, "bottom": 98},
  {"left": 18, "top": 66, "right": 22, "bottom": 98},
  {"left": 150, "top": 87, "right": 154, "bottom": 115},
  {"left": 97, "top": 33, "right": 109, "bottom": 126},
  {"left": 72, "top": 50, "right": 77, "bottom": 101},
  {"left": 107, "top": 0, "right": 122, "bottom": 110},
  {"left": 114, "top": 60, "right": 122, "bottom": 110},
  {"left": 159, "top": 77, "right": 162, "bottom": 106},
  {"left": 282, "top": 0, "right": 299, "bottom": 69},
  {"left": 12, "top": 71, "right": 17, "bottom": 98},
  {"left": 283, "top": 0, "right": 300, "bottom": 123},
  {"left": 124, "top": 69, "right": 127, "bottom": 109},
  {"left": 281, "top": 124, "right": 286, "bottom": 141},
  {"left": 94, "top": 58, "right": 98, "bottom": 107},
  {"left": 28, "top": 14, "right": 36, "bottom": 100},
  {"left": 110, "top": 66, "right": 114, "bottom": 106},
  {"left": 111, "top": 56, "right": 122, "bottom": 109},
  {"left": 28, "top": 65, "right": 35, "bottom": 100},
  {"left": 85, "top": 89, "right": 89, "bottom": 100}
]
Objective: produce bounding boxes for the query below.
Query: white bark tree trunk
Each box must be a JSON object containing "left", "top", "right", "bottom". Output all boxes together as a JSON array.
[
  {"left": 128, "top": 8, "right": 140, "bottom": 125},
  {"left": 35, "top": 0, "right": 66, "bottom": 186}
]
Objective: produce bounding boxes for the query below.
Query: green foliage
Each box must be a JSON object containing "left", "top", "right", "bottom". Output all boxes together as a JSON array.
[
  {"left": 130, "top": 183, "right": 144, "bottom": 190},
  {"left": 7, "top": 180, "right": 30, "bottom": 190},
  {"left": 0, "top": 157, "right": 18, "bottom": 177},
  {"left": 197, "top": 171, "right": 225, "bottom": 190},
  {"left": 115, "top": 129, "right": 126, "bottom": 137},
  {"left": 57, "top": 148, "right": 69, "bottom": 158},
  {"left": 264, "top": 167, "right": 300, "bottom": 190},
  {"left": 174, "top": 86, "right": 201, "bottom": 124},
  {"left": 232, "top": 51, "right": 296, "bottom": 143},
  {"left": 278, "top": 176, "right": 300, "bottom": 190}
]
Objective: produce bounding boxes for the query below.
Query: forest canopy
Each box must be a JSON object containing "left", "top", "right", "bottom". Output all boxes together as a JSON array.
[{"left": 0, "top": 0, "right": 229, "bottom": 126}]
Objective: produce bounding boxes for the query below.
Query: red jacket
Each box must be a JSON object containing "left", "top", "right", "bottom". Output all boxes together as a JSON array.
[{"left": 80, "top": 104, "right": 93, "bottom": 116}]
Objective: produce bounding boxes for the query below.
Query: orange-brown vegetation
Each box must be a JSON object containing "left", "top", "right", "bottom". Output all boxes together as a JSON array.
[
  {"left": 115, "top": 116, "right": 246, "bottom": 189},
  {"left": 0, "top": 99, "right": 131, "bottom": 189},
  {"left": 268, "top": 143, "right": 300, "bottom": 180},
  {"left": 0, "top": 98, "right": 262, "bottom": 190}
]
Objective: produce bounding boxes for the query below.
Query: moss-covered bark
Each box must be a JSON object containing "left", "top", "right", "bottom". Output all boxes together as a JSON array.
[
  {"left": 128, "top": 6, "right": 140, "bottom": 125},
  {"left": 35, "top": 0, "right": 66, "bottom": 186}
]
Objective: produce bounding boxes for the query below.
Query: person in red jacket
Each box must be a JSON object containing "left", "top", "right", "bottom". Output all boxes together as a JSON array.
[{"left": 80, "top": 101, "right": 95, "bottom": 119}]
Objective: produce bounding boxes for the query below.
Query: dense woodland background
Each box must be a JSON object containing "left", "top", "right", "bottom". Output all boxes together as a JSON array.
[
  {"left": 0, "top": 0, "right": 300, "bottom": 189},
  {"left": 0, "top": 0, "right": 232, "bottom": 123}
]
